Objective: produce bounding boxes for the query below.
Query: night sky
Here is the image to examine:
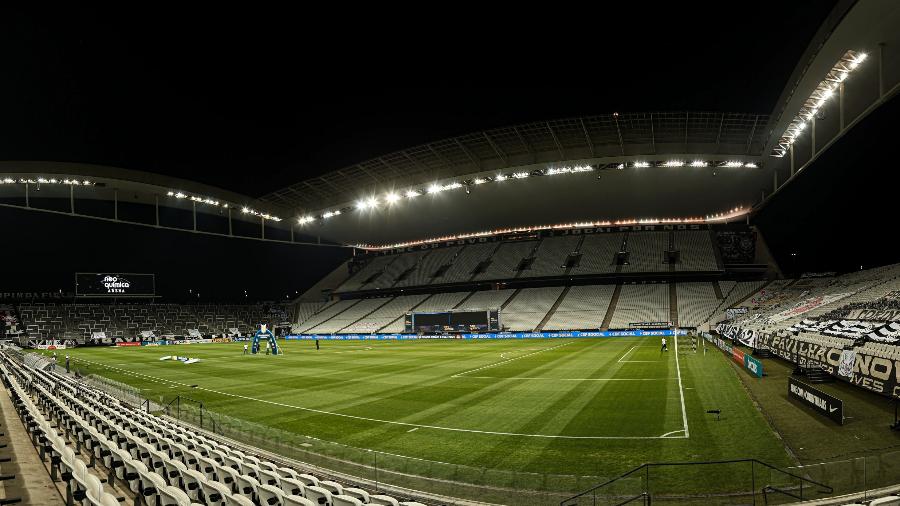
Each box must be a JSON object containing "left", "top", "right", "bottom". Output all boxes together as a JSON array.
[{"left": 5, "top": 2, "right": 895, "bottom": 300}]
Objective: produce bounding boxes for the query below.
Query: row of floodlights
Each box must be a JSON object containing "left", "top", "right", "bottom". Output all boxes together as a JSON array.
[
  {"left": 0, "top": 177, "right": 94, "bottom": 185},
  {"left": 166, "top": 190, "right": 282, "bottom": 222},
  {"left": 297, "top": 161, "right": 758, "bottom": 225},
  {"left": 773, "top": 50, "right": 867, "bottom": 157},
  {"left": 358, "top": 206, "right": 751, "bottom": 250}
]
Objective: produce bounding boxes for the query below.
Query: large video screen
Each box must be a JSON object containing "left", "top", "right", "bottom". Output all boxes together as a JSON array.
[
  {"left": 407, "top": 310, "right": 500, "bottom": 333},
  {"left": 75, "top": 273, "right": 155, "bottom": 297}
]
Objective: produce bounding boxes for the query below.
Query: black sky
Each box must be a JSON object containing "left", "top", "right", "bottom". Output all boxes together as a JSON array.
[
  {"left": 1, "top": 3, "right": 836, "bottom": 197},
  {"left": 10, "top": 1, "right": 898, "bottom": 301}
]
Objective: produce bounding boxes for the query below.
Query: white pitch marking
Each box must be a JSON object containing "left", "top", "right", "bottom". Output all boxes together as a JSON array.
[
  {"left": 461, "top": 376, "right": 670, "bottom": 381},
  {"left": 617, "top": 346, "right": 659, "bottom": 363},
  {"left": 659, "top": 429, "right": 686, "bottom": 438},
  {"left": 76, "top": 356, "right": 686, "bottom": 440},
  {"left": 407, "top": 427, "right": 419, "bottom": 433},
  {"left": 450, "top": 341, "right": 574, "bottom": 378},
  {"left": 673, "top": 332, "right": 690, "bottom": 438}
]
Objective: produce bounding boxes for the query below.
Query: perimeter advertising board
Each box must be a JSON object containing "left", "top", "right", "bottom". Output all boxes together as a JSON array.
[{"left": 788, "top": 377, "right": 844, "bottom": 424}]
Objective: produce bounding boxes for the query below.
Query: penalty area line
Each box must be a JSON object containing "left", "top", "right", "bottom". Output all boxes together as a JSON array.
[{"left": 450, "top": 341, "right": 574, "bottom": 378}]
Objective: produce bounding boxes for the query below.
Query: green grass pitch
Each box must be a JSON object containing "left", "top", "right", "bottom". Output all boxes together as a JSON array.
[{"left": 45, "top": 336, "right": 794, "bottom": 503}]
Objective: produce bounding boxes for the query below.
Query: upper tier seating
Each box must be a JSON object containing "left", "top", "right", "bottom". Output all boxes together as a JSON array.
[
  {"left": 608, "top": 284, "right": 670, "bottom": 329},
  {"left": 620, "top": 232, "right": 668, "bottom": 273},
  {"left": 337, "top": 230, "right": 721, "bottom": 293},
  {"left": 519, "top": 236, "right": 581, "bottom": 279},
  {"left": 675, "top": 231, "right": 718, "bottom": 271},
  {"left": 340, "top": 295, "right": 429, "bottom": 334}
]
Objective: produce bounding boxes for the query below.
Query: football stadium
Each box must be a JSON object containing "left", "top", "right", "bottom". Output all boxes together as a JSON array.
[{"left": 2, "top": 2, "right": 900, "bottom": 505}]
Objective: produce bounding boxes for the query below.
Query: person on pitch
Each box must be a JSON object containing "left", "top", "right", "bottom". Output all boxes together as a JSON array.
[
  {"left": 661, "top": 336, "right": 668, "bottom": 352},
  {"left": 315, "top": 338, "right": 319, "bottom": 350},
  {"left": 243, "top": 343, "right": 248, "bottom": 355}
]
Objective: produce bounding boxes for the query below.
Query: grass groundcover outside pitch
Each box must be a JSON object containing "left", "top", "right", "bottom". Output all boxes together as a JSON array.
[{"left": 47, "top": 336, "right": 794, "bottom": 504}]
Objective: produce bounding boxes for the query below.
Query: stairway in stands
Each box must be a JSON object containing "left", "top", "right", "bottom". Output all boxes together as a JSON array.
[
  {"left": 669, "top": 283, "right": 679, "bottom": 327},
  {"left": 535, "top": 286, "right": 571, "bottom": 332},
  {"left": 601, "top": 284, "right": 622, "bottom": 330}
]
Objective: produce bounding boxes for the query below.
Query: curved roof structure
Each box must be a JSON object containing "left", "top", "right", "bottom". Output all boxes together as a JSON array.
[{"left": 261, "top": 111, "right": 770, "bottom": 213}]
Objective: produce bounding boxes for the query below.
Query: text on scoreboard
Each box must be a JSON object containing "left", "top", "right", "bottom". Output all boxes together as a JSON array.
[{"left": 75, "top": 273, "right": 156, "bottom": 297}]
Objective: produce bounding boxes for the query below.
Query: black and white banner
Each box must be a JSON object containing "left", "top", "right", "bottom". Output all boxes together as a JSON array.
[
  {"left": 756, "top": 332, "right": 900, "bottom": 399},
  {"left": 847, "top": 309, "right": 900, "bottom": 322},
  {"left": 788, "top": 377, "right": 844, "bottom": 424}
]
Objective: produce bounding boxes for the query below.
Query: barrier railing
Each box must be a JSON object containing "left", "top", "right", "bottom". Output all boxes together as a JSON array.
[{"left": 559, "top": 459, "right": 833, "bottom": 506}]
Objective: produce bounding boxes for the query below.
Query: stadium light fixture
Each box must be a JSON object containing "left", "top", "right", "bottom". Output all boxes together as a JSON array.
[
  {"left": 473, "top": 178, "right": 487, "bottom": 185},
  {"left": 633, "top": 161, "right": 650, "bottom": 168},
  {"left": 512, "top": 172, "right": 529, "bottom": 179},
  {"left": 405, "top": 189, "right": 421, "bottom": 198},
  {"left": 663, "top": 160, "right": 685, "bottom": 167},
  {"left": 427, "top": 184, "right": 442, "bottom": 194},
  {"left": 495, "top": 174, "right": 508, "bottom": 182},
  {"left": 772, "top": 50, "right": 868, "bottom": 157},
  {"left": 355, "top": 205, "right": 751, "bottom": 250},
  {"left": 322, "top": 210, "right": 341, "bottom": 219},
  {"left": 384, "top": 192, "right": 400, "bottom": 204},
  {"left": 298, "top": 216, "right": 315, "bottom": 225},
  {"left": 690, "top": 161, "right": 707, "bottom": 167}
]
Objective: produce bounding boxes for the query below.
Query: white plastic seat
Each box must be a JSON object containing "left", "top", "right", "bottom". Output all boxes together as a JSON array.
[
  {"left": 333, "top": 496, "right": 363, "bottom": 506},
  {"left": 306, "top": 486, "right": 333, "bottom": 505},
  {"left": 343, "top": 488, "right": 369, "bottom": 503},
  {"left": 236, "top": 474, "right": 260, "bottom": 502},
  {"left": 280, "top": 477, "right": 306, "bottom": 497},
  {"left": 399, "top": 502, "right": 428, "bottom": 506},
  {"left": 259, "top": 468, "right": 282, "bottom": 487},
  {"left": 162, "top": 459, "right": 187, "bottom": 487},
  {"left": 319, "top": 480, "right": 343, "bottom": 496},
  {"left": 277, "top": 467, "right": 298, "bottom": 480},
  {"left": 369, "top": 495, "right": 400, "bottom": 506},
  {"left": 159, "top": 485, "right": 193, "bottom": 506},
  {"left": 137, "top": 467, "right": 168, "bottom": 504},
  {"left": 181, "top": 468, "right": 207, "bottom": 501},
  {"left": 297, "top": 473, "right": 320, "bottom": 487},
  {"left": 283, "top": 496, "right": 316, "bottom": 506},
  {"left": 224, "top": 494, "right": 256, "bottom": 506},
  {"left": 258, "top": 483, "right": 285, "bottom": 506},
  {"left": 200, "top": 479, "right": 233, "bottom": 506}
]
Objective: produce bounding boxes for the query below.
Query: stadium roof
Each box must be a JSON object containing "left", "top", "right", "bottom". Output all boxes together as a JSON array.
[{"left": 260, "top": 111, "right": 770, "bottom": 213}]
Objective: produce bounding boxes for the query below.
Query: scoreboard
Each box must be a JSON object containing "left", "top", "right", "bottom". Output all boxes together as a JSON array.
[
  {"left": 75, "top": 273, "right": 156, "bottom": 297},
  {"left": 405, "top": 309, "right": 500, "bottom": 333}
]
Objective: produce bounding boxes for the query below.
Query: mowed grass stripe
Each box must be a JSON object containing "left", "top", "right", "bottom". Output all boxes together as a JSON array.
[{"left": 50, "top": 337, "right": 793, "bottom": 485}]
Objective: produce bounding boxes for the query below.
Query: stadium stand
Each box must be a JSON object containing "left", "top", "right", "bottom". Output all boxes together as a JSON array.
[
  {"left": 0, "top": 351, "right": 432, "bottom": 506},
  {"left": 294, "top": 299, "right": 358, "bottom": 334},
  {"left": 394, "top": 247, "right": 462, "bottom": 288},
  {"left": 676, "top": 282, "right": 720, "bottom": 327},
  {"left": 335, "top": 230, "right": 723, "bottom": 293},
  {"left": 542, "top": 285, "right": 615, "bottom": 331},
  {"left": 674, "top": 231, "right": 719, "bottom": 271},
  {"left": 499, "top": 287, "right": 565, "bottom": 331},
  {"left": 304, "top": 298, "right": 394, "bottom": 334},
  {"left": 519, "top": 236, "right": 581, "bottom": 279},
  {"left": 608, "top": 284, "right": 670, "bottom": 329},
  {"left": 294, "top": 302, "right": 326, "bottom": 327},
  {"left": 455, "top": 289, "right": 516, "bottom": 312},
  {"left": 17, "top": 304, "right": 294, "bottom": 342},
  {"left": 568, "top": 233, "right": 622, "bottom": 275},
  {"left": 378, "top": 291, "right": 474, "bottom": 333},
  {"left": 620, "top": 232, "right": 668, "bottom": 273},
  {"left": 434, "top": 243, "right": 497, "bottom": 285},
  {"left": 339, "top": 294, "right": 430, "bottom": 333},
  {"left": 472, "top": 241, "right": 538, "bottom": 282}
]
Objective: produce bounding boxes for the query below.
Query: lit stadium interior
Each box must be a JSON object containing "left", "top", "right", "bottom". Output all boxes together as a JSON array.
[{"left": 2, "top": 2, "right": 900, "bottom": 505}]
